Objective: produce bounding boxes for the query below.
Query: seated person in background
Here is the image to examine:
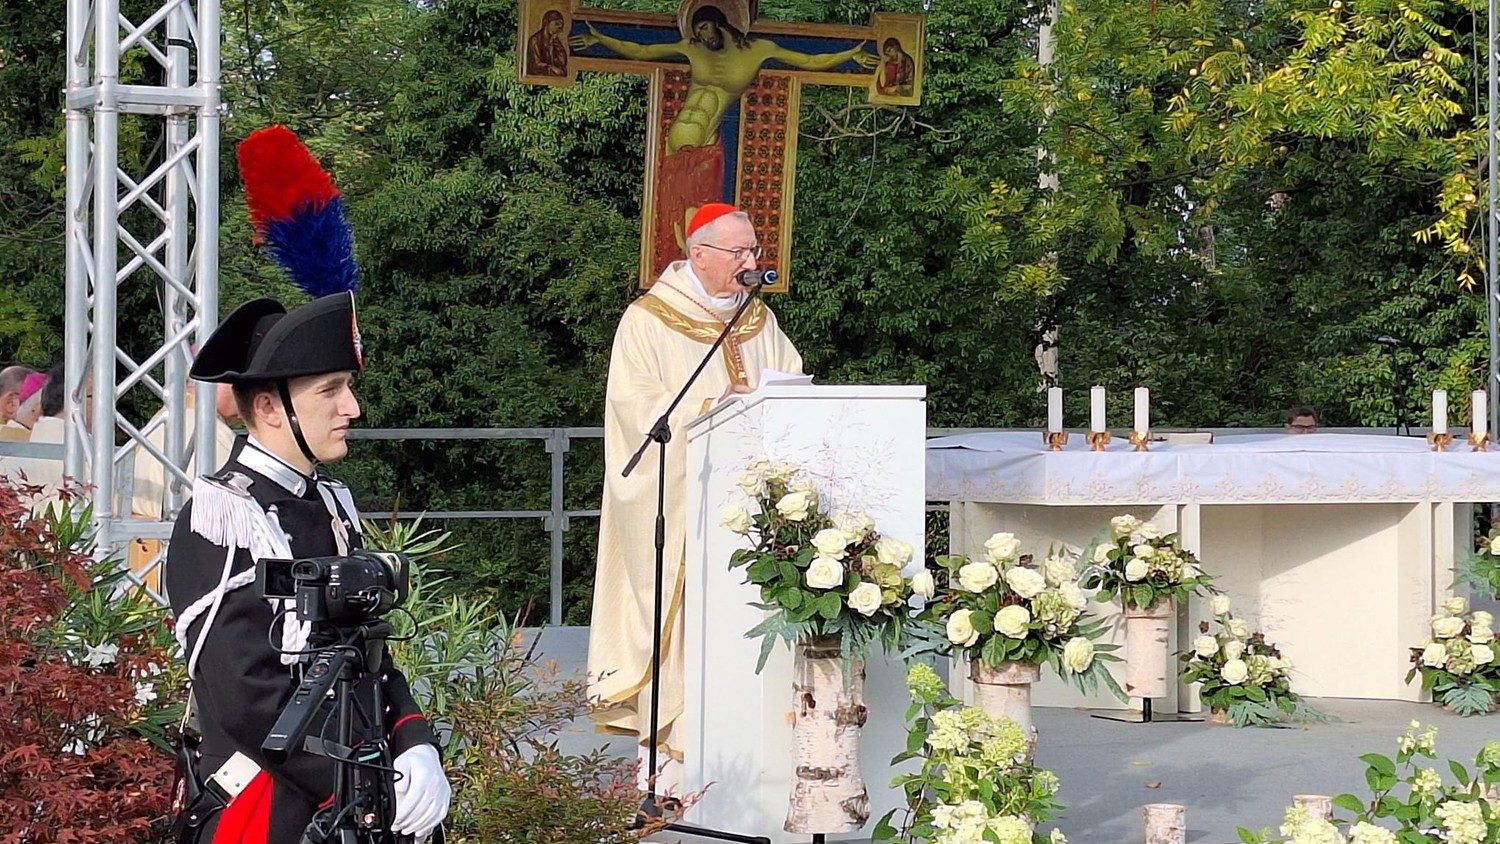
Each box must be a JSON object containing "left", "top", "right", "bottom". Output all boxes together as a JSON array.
[
  {"left": 0, "top": 364, "right": 38, "bottom": 431},
  {"left": 1285, "top": 404, "right": 1319, "bottom": 434},
  {"left": 128, "top": 383, "right": 240, "bottom": 589},
  {"left": 12, "top": 372, "right": 47, "bottom": 432},
  {"left": 132, "top": 382, "right": 240, "bottom": 520},
  {"left": 0, "top": 369, "right": 65, "bottom": 506}
]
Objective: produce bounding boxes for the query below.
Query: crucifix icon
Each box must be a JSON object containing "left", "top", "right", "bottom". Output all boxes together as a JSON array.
[{"left": 518, "top": 0, "right": 924, "bottom": 291}]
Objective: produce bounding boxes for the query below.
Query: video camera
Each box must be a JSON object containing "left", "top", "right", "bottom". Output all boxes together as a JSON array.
[{"left": 257, "top": 550, "right": 409, "bottom": 626}]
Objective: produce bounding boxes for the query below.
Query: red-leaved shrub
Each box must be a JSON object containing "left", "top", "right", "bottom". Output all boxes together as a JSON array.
[{"left": 0, "top": 479, "right": 178, "bottom": 843}]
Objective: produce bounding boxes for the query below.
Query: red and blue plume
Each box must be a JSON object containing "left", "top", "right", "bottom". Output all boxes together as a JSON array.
[{"left": 237, "top": 125, "right": 360, "bottom": 296}]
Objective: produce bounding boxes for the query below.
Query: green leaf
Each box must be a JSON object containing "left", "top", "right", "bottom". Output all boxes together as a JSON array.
[
  {"left": 746, "top": 557, "right": 776, "bottom": 582},
  {"left": 818, "top": 592, "right": 843, "bottom": 620},
  {"left": 1332, "top": 794, "right": 1366, "bottom": 814},
  {"left": 971, "top": 611, "right": 994, "bottom": 635},
  {"left": 1449, "top": 760, "right": 1470, "bottom": 784},
  {"left": 1132, "top": 585, "right": 1153, "bottom": 608},
  {"left": 981, "top": 635, "right": 1006, "bottom": 667},
  {"left": 1360, "top": 754, "right": 1396, "bottom": 777}
]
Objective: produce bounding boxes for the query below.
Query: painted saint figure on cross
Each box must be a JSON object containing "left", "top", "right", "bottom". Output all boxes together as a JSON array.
[{"left": 518, "top": 0, "right": 925, "bottom": 290}]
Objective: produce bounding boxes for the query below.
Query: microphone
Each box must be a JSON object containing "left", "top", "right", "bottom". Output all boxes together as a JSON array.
[
  {"left": 1373, "top": 334, "right": 1403, "bottom": 348},
  {"left": 737, "top": 269, "right": 777, "bottom": 288}
]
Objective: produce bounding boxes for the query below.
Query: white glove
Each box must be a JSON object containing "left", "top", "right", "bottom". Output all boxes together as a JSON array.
[{"left": 391, "top": 743, "right": 450, "bottom": 839}]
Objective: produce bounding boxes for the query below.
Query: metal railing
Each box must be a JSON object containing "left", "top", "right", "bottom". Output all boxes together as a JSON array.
[{"left": 346, "top": 427, "right": 603, "bottom": 625}]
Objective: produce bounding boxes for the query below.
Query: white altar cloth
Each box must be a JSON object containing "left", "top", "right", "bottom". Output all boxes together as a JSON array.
[
  {"left": 928, "top": 432, "right": 1495, "bottom": 706},
  {"left": 927, "top": 432, "right": 1500, "bottom": 505}
]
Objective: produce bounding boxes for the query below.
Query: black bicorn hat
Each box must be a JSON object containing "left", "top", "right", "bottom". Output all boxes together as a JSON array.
[{"left": 190, "top": 291, "right": 364, "bottom": 384}]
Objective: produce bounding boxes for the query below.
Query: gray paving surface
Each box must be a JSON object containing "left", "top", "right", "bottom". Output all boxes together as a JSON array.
[{"left": 526, "top": 627, "right": 1499, "bottom": 844}]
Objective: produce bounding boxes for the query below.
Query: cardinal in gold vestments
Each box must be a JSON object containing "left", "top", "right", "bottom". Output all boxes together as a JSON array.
[{"left": 588, "top": 204, "right": 803, "bottom": 788}]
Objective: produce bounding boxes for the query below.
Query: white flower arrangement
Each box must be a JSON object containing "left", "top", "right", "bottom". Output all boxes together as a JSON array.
[
  {"left": 913, "top": 536, "right": 1123, "bottom": 699},
  {"left": 725, "top": 456, "right": 918, "bottom": 669},
  {"left": 874, "top": 664, "right": 1068, "bottom": 844},
  {"left": 1179, "top": 596, "right": 1321, "bottom": 726},
  {"left": 1404, "top": 598, "right": 1499, "bottom": 715},
  {"left": 1080, "top": 516, "right": 1213, "bottom": 611}
]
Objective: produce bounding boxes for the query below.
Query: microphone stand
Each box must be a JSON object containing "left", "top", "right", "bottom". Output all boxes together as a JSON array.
[{"left": 620, "top": 272, "right": 772, "bottom": 844}]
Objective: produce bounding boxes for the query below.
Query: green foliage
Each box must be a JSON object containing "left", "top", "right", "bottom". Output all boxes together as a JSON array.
[
  {"left": 1458, "top": 525, "right": 1500, "bottom": 600},
  {"left": 874, "top": 664, "right": 1066, "bottom": 844},
  {"left": 379, "top": 519, "right": 671, "bottom": 841},
  {"left": 1237, "top": 724, "right": 1500, "bottom": 843}
]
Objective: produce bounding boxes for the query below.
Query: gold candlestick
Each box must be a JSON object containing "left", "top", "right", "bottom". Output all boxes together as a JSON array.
[
  {"left": 1428, "top": 432, "right": 1454, "bottom": 452},
  {"left": 1087, "top": 431, "right": 1112, "bottom": 452},
  {"left": 1043, "top": 431, "right": 1070, "bottom": 452},
  {"left": 1469, "top": 431, "right": 1490, "bottom": 452},
  {"left": 1129, "top": 430, "right": 1151, "bottom": 452}
]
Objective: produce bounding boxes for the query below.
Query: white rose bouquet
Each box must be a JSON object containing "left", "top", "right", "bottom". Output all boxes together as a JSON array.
[
  {"left": 1079, "top": 516, "right": 1213, "bottom": 611},
  {"left": 873, "top": 664, "right": 1069, "bottom": 844},
  {"left": 725, "top": 456, "right": 918, "bottom": 669},
  {"left": 1179, "top": 597, "right": 1319, "bottom": 726},
  {"left": 913, "top": 537, "right": 1124, "bottom": 699},
  {"left": 1404, "top": 597, "right": 1499, "bottom": 716}
]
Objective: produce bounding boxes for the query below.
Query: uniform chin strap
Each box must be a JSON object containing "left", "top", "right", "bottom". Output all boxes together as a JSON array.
[{"left": 275, "top": 378, "right": 320, "bottom": 468}]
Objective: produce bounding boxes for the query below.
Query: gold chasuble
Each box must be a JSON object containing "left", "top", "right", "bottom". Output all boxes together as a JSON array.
[{"left": 588, "top": 260, "right": 804, "bottom": 759}]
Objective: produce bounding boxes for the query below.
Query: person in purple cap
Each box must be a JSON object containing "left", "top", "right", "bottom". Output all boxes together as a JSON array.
[{"left": 0, "top": 364, "right": 38, "bottom": 429}]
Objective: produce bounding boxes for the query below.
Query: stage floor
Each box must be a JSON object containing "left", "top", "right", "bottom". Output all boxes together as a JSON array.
[{"left": 528, "top": 626, "right": 1498, "bottom": 844}]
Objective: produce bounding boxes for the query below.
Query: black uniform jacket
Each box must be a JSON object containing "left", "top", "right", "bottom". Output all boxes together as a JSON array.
[{"left": 166, "top": 437, "right": 437, "bottom": 844}]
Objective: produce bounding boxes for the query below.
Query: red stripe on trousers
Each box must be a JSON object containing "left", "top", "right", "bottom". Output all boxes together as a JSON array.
[{"left": 212, "top": 770, "right": 273, "bottom": 844}]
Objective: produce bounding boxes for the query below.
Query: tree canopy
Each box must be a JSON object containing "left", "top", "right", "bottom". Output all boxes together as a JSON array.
[{"left": 1, "top": 0, "right": 1490, "bottom": 618}]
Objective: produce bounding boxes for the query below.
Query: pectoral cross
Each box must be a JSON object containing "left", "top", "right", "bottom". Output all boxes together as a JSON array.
[{"left": 518, "top": 0, "right": 924, "bottom": 291}]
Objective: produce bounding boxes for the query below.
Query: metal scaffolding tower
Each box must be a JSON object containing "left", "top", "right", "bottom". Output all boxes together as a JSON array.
[
  {"left": 1490, "top": 0, "right": 1499, "bottom": 439},
  {"left": 65, "top": 0, "right": 221, "bottom": 590}
]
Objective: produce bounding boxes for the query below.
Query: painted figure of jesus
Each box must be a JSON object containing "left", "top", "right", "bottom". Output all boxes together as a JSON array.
[{"left": 570, "top": 4, "right": 874, "bottom": 261}]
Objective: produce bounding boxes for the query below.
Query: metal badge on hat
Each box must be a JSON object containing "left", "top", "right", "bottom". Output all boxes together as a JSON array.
[{"left": 349, "top": 292, "right": 364, "bottom": 369}]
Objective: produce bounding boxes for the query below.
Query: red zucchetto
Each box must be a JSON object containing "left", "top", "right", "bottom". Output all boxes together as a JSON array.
[{"left": 686, "top": 202, "right": 739, "bottom": 237}]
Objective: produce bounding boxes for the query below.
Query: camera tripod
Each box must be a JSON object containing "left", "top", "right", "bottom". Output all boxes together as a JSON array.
[{"left": 264, "top": 620, "right": 417, "bottom": 844}]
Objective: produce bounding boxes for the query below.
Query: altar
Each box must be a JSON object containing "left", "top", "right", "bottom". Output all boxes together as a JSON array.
[{"left": 927, "top": 431, "right": 1500, "bottom": 710}]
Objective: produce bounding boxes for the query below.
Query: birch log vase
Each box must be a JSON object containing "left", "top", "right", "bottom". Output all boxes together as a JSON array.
[
  {"left": 1292, "top": 795, "right": 1333, "bottom": 820},
  {"left": 1143, "top": 803, "right": 1187, "bottom": 844},
  {"left": 1122, "top": 599, "right": 1174, "bottom": 699},
  {"left": 969, "top": 659, "right": 1041, "bottom": 755},
  {"left": 784, "top": 634, "right": 870, "bottom": 834}
]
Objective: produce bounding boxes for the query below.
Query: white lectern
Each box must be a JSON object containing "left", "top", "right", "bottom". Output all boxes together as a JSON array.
[{"left": 682, "top": 384, "right": 926, "bottom": 843}]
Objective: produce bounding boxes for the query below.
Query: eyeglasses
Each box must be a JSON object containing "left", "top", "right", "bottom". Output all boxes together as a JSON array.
[
  {"left": 698, "top": 243, "right": 763, "bottom": 261},
  {"left": 1286, "top": 423, "right": 1317, "bottom": 432}
]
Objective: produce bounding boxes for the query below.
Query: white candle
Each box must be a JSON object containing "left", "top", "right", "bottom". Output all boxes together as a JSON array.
[
  {"left": 1474, "top": 390, "right": 1488, "bottom": 436},
  {"left": 1134, "top": 387, "right": 1150, "bottom": 434},
  {"left": 1091, "top": 386, "right": 1106, "bottom": 433},
  {"left": 1433, "top": 390, "right": 1448, "bottom": 435},
  {"left": 1047, "top": 387, "right": 1063, "bottom": 432}
]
